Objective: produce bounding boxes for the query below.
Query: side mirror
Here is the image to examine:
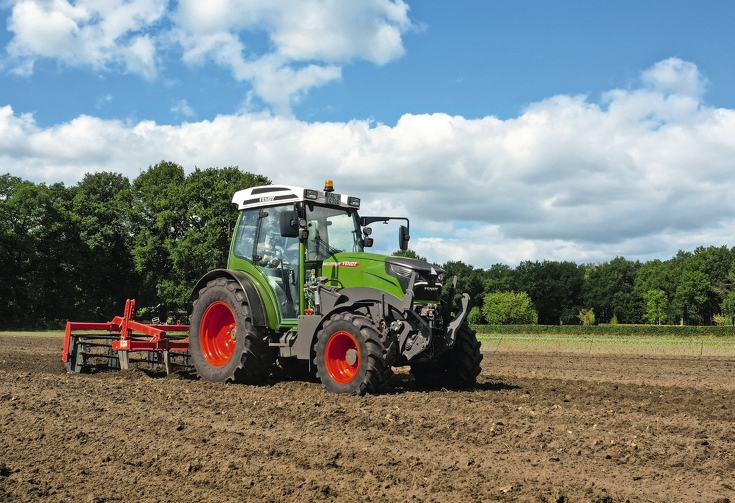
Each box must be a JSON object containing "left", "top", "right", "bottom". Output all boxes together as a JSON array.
[
  {"left": 399, "top": 225, "right": 410, "bottom": 251},
  {"left": 279, "top": 211, "right": 299, "bottom": 238}
]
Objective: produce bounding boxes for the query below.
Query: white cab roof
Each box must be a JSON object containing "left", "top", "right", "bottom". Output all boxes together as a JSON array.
[{"left": 231, "top": 185, "right": 360, "bottom": 210}]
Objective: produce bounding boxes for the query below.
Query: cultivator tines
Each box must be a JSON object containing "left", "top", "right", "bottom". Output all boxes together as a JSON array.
[{"left": 62, "top": 299, "right": 191, "bottom": 375}]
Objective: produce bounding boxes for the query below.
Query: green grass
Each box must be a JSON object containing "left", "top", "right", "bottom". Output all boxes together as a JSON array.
[
  {"left": 472, "top": 323, "right": 735, "bottom": 337},
  {"left": 0, "top": 330, "right": 65, "bottom": 337},
  {"left": 477, "top": 334, "right": 735, "bottom": 356}
]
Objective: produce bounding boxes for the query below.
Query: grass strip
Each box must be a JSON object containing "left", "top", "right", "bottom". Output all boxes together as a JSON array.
[
  {"left": 478, "top": 334, "right": 735, "bottom": 356},
  {"left": 0, "top": 331, "right": 66, "bottom": 338},
  {"left": 473, "top": 324, "right": 735, "bottom": 337}
]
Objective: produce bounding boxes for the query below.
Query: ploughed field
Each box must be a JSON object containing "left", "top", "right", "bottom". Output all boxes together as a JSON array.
[{"left": 1, "top": 335, "right": 734, "bottom": 502}]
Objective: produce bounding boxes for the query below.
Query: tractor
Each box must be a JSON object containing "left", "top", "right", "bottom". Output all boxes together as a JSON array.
[{"left": 188, "top": 180, "right": 482, "bottom": 394}]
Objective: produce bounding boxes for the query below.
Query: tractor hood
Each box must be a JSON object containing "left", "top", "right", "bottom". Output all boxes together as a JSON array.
[{"left": 322, "top": 253, "right": 445, "bottom": 302}]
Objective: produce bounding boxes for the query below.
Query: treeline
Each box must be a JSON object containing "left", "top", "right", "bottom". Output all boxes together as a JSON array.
[
  {"left": 442, "top": 250, "right": 735, "bottom": 326},
  {"left": 2, "top": 161, "right": 735, "bottom": 329},
  {"left": 0, "top": 161, "right": 269, "bottom": 329}
]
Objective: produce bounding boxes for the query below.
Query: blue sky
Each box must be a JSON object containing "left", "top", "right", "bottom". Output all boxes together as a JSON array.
[
  {"left": 1, "top": 1, "right": 735, "bottom": 267},
  {"left": 3, "top": 1, "right": 734, "bottom": 126}
]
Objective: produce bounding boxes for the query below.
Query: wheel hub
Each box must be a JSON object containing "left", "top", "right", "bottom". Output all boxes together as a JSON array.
[{"left": 345, "top": 348, "right": 358, "bottom": 366}]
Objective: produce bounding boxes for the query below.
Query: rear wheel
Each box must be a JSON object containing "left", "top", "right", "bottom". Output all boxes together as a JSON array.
[
  {"left": 410, "top": 322, "right": 482, "bottom": 389},
  {"left": 190, "top": 277, "right": 274, "bottom": 383},
  {"left": 314, "top": 312, "right": 396, "bottom": 395}
]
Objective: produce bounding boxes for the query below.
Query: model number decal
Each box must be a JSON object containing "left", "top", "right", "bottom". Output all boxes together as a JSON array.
[{"left": 322, "top": 261, "right": 359, "bottom": 267}]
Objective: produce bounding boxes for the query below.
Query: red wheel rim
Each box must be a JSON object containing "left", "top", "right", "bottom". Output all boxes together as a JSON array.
[
  {"left": 200, "top": 301, "right": 237, "bottom": 367},
  {"left": 325, "top": 330, "right": 361, "bottom": 384}
]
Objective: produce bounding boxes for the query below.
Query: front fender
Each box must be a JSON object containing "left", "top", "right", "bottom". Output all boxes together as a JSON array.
[{"left": 319, "top": 286, "right": 406, "bottom": 319}]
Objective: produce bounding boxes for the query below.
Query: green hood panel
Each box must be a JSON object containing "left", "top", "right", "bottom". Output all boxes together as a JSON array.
[{"left": 322, "top": 252, "right": 404, "bottom": 300}]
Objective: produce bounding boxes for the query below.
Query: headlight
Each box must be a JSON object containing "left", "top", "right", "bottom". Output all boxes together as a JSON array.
[{"left": 389, "top": 263, "right": 414, "bottom": 278}]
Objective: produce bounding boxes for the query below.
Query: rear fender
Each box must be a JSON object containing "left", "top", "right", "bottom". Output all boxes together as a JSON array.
[{"left": 191, "top": 269, "right": 269, "bottom": 327}]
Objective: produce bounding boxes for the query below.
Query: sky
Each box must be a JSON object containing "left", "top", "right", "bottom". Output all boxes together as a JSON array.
[{"left": 1, "top": 0, "right": 734, "bottom": 268}]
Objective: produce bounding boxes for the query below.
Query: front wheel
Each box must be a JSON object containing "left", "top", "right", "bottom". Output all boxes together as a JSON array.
[
  {"left": 189, "top": 277, "right": 274, "bottom": 384},
  {"left": 410, "top": 322, "right": 482, "bottom": 389},
  {"left": 314, "top": 312, "right": 396, "bottom": 395}
]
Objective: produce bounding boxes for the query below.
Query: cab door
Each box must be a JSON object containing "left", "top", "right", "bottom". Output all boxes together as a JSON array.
[{"left": 253, "top": 205, "right": 300, "bottom": 319}]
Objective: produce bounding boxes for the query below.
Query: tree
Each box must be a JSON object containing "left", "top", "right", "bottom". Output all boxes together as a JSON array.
[
  {"left": 484, "top": 263, "right": 513, "bottom": 293},
  {"left": 672, "top": 268, "right": 711, "bottom": 325},
  {"left": 0, "top": 165, "right": 273, "bottom": 327},
  {"left": 720, "top": 290, "right": 735, "bottom": 325},
  {"left": 512, "top": 260, "right": 584, "bottom": 324},
  {"left": 635, "top": 259, "right": 674, "bottom": 296},
  {"left": 441, "top": 260, "right": 485, "bottom": 307},
  {"left": 643, "top": 289, "right": 668, "bottom": 325},
  {"left": 160, "top": 166, "right": 270, "bottom": 305},
  {"left": 467, "top": 306, "right": 485, "bottom": 325},
  {"left": 71, "top": 172, "right": 137, "bottom": 320},
  {"left": 391, "top": 249, "right": 427, "bottom": 262},
  {"left": 690, "top": 246, "right": 735, "bottom": 323},
  {"left": 0, "top": 175, "right": 22, "bottom": 327},
  {"left": 482, "top": 291, "right": 538, "bottom": 325},
  {"left": 130, "top": 162, "right": 271, "bottom": 308},
  {"left": 582, "top": 257, "right": 642, "bottom": 323},
  {"left": 635, "top": 259, "right": 677, "bottom": 324},
  {"left": 0, "top": 177, "right": 81, "bottom": 328},
  {"left": 130, "top": 161, "right": 187, "bottom": 307}
]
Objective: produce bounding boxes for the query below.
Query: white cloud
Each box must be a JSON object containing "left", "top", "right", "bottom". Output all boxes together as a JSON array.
[
  {"left": 3, "top": 0, "right": 413, "bottom": 113},
  {"left": 5, "top": 0, "right": 167, "bottom": 78},
  {"left": 170, "top": 0, "right": 412, "bottom": 114},
  {"left": 641, "top": 57, "right": 708, "bottom": 97},
  {"left": 1, "top": 58, "right": 734, "bottom": 267},
  {"left": 173, "top": 0, "right": 411, "bottom": 64},
  {"left": 171, "top": 99, "right": 195, "bottom": 118}
]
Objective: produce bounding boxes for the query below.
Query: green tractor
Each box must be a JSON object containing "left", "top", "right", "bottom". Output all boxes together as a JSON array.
[{"left": 189, "top": 181, "right": 482, "bottom": 395}]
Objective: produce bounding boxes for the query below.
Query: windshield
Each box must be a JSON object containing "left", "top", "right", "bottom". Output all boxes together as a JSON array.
[{"left": 306, "top": 205, "right": 362, "bottom": 260}]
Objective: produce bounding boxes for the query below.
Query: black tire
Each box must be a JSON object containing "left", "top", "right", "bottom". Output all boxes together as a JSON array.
[
  {"left": 410, "top": 322, "right": 482, "bottom": 389},
  {"left": 189, "top": 277, "right": 274, "bottom": 384},
  {"left": 314, "top": 312, "right": 396, "bottom": 395}
]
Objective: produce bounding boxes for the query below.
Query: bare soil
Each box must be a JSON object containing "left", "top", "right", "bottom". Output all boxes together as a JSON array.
[{"left": 1, "top": 335, "right": 734, "bottom": 502}]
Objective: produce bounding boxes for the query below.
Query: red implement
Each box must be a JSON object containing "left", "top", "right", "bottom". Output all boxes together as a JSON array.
[{"left": 62, "top": 299, "right": 190, "bottom": 374}]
